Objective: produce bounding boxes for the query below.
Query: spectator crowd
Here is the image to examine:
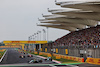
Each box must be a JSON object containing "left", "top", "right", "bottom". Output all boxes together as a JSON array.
[{"left": 54, "top": 25, "right": 100, "bottom": 46}]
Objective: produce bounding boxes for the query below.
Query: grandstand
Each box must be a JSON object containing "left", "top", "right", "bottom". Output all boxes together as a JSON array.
[
  {"left": 41, "top": 25, "right": 100, "bottom": 57},
  {"left": 38, "top": 0, "right": 100, "bottom": 65},
  {"left": 55, "top": 25, "right": 100, "bottom": 46}
]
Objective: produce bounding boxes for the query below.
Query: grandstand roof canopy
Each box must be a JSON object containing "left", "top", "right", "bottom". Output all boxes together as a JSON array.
[
  {"left": 38, "top": 1, "right": 100, "bottom": 31},
  {"left": 38, "top": 24, "right": 77, "bottom": 31},
  {"left": 61, "top": 1, "right": 100, "bottom": 12}
]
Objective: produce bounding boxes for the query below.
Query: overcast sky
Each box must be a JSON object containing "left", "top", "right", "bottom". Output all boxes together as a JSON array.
[{"left": 0, "top": 0, "right": 97, "bottom": 42}]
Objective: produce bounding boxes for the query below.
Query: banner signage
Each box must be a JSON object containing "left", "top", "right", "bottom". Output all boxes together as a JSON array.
[
  {"left": 87, "top": 57, "right": 100, "bottom": 65},
  {"left": 3, "top": 41, "right": 47, "bottom": 44}
]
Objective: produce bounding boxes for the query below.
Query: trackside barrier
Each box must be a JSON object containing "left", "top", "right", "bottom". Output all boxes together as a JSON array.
[
  {"left": 0, "top": 49, "right": 6, "bottom": 52},
  {"left": 56, "top": 56, "right": 61, "bottom": 59},
  {"left": 39, "top": 52, "right": 84, "bottom": 62},
  {"left": 39, "top": 52, "right": 42, "bottom": 55},
  {"left": 53, "top": 54, "right": 84, "bottom": 62},
  {"left": 87, "top": 57, "right": 100, "bottom": 65},
  {"left": 34, "top": 51, "right": 38, "bottom": 54},
  {"left": 39, "top": 52, "right": 51, "bottom": 57}
]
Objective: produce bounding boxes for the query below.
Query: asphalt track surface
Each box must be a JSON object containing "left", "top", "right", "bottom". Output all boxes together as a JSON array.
[
  {"left": 0, "top": 49, "right": 100, "bottom": 67},
  {"left": 0, "top": 49, "right": 77, "bottom": 67},
  {"left": 0, "top": 49, "right": 55, "bottom": 64}
]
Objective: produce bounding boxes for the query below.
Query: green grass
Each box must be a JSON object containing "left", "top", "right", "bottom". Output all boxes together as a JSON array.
[
  {"left": 25, "top": 51, "right": 39, "bottom": 55},
  {"left": 51, "top": 56, "right": 78, "bottom": 63},
  {"left": 0, "top": 50, "right": 6, "bottom": 59},
  {"left": 40, "top": 54, "right": 48, "bottom": 57}
]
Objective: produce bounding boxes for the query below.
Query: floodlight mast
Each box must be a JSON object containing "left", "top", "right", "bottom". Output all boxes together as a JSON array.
[{"left": 47, "top": 27, "right": 48, "bottom": 41}]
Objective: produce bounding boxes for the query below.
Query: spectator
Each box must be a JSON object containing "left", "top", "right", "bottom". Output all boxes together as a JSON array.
[{"left": 54, "top": 25, "right": 100, "bottom": 46}]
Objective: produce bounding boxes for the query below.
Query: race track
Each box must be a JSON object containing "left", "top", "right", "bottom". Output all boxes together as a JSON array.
[
  {"left": 0, "top": 49, "right": 100, "bottom": 67},
  {"left": 0, "top": 49, "right": 55, "bottom": 64}
]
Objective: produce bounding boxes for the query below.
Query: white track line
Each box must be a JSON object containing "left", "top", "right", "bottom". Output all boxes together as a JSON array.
[
  {"left": 65, "top": 64, "right": 79, "bottom": 67},
  {"left": 49, "top": 64, "right": 57, "bottom": 67},
  {"left": 0, "top": 50, "right": 7, "bottom": 62}
]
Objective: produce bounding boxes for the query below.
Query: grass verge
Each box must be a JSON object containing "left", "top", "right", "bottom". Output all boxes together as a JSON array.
[{"left": 0, "top": 50, "right": 6, "bottom": 59}]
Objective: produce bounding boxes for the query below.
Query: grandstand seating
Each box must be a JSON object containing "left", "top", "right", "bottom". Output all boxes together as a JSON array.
[{"left": 54, "top": 25, "right": 100, "bottom": 46}]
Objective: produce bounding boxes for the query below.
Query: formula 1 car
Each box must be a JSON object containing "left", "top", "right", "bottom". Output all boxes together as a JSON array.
[
  {"left": 19, "top": 55, "right": 25, "bottom": 58},
  {"left": 27, "top": 54, "right": 33, "bottom": 57},
  {"left": 44, "top": 57, "right": 52, "bottom": 61},
  {"left": 28, "top": 59, "right": 42, "bottom": 63}
]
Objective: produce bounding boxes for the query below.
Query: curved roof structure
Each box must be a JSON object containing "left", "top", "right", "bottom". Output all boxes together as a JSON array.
[
  {"left": 38, "top": 1, "right": 100, "bottom": 32},
  {"left": 43, "top": 15, "right": 98, "bottom": 26},
  {"left": 38, "top": 24, "right": 77, "bottom": 31},
  {"left": 61, "top": 1, "right": 100, "bottom": 12},
  {"left": 52, "top": 10, "right": 100, "bottom": 21},
  {"left": 41, "top": 21, "right": 86, "bottom": 29}
]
